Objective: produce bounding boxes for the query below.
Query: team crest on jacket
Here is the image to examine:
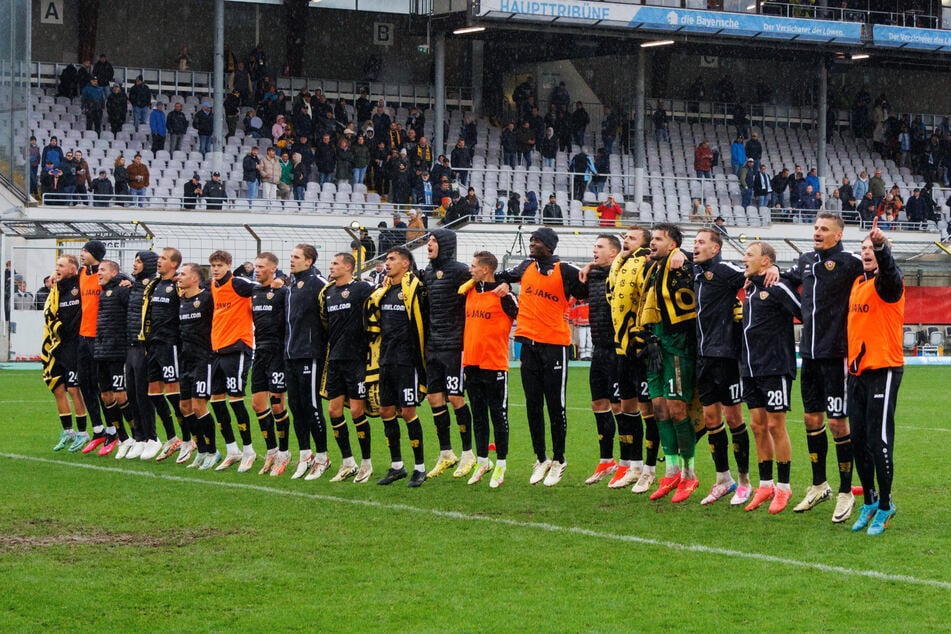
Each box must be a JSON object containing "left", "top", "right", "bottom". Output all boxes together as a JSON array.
[
  {"left": 397, "top": 291, "right": 404, "bottom": 300},
  {"left": 71, "top": 288, "right": 79, "bottom": 295},
  {"left": 825, "top": 261, "right": 836, "bottom": 271},
  {"left": 759, "top": 291, "right": 769, "bottom": 300},
  {"left": 142, "top": 278, "right": 148, "bottom": 285},
  {"left": 106, "top": 290, "right": 112, "bottom": 296},
  {"left": 193, "top": 299, "right": 200, "bottom": 307},
  {"left": 341, "top": 289, "right": 350, "bottom": 298},
  {"left": 266, "top": 291, "right": 274, "bottom": 300},
  {"left": 165, "top": 286, "right": 173, "bottom": 293},
  {"left": 436, "top": 270, "right": 444, "bottom": 279},
  {"left": 704, "top": 271, "right": 713, "bottom": 280},
  {"left": 297, "top": 281, "right": 304, "bottom": 288}
]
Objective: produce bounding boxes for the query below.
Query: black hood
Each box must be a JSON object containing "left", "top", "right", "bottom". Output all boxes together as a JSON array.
[
  {"left": 430, "top": 228, "right": 456, "bottom": 264},
  {"left": 136, "top": 250, "right": 158, "bottom": 279}
]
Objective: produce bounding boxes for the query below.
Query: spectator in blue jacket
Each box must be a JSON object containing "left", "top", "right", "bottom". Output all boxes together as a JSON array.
[{"left": 149, "top": 102, "right": 167, "bottom": 152}]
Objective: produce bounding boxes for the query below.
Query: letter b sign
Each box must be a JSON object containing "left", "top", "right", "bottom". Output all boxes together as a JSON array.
[{"left": 373, "top": 22, "right": 394, "bottom": 47}]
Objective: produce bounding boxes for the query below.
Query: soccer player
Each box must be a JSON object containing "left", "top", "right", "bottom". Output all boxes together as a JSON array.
[
  {"left": 206, "top": 250, "right": 259, "bottom": 473},
  {"left": 637, "top": 223, "right": 700, "bottom": 503},
  {"left": 848, "top": 219, "right": 903, "bottom": 535},
  {"left": 365, "top": 247, "right": 429, "bottom": 488},
  {"left": 76, "top": 240, "right": 107, "bottom": 453},
  {"left": 692, "top": 228, "right": 752, "bottom": 505},
  {"left": 284, "top": 244, "right": 331, "bottom": 480},
  {"left": 140, "top": 247, "right": 183, "bottom": 461},
  {"left": 778, "top": 212, "right": 864, "bottom": 522},
  {"left": 123, "top": 251, "right": 159, "bottom": 459},
  {"left": 739, "top": 241, "right": 801, "bottom": 514},
  {"left": 496, "top": 227, "right": 587, "bottom": 486},
  {"left": 582, "top": 234, "right": 623, "bottom": 485},
  {"left": 91, "top": 260, "right": 133, "bottom": 456},
  {"left": 250, "top": 252, "right": 292, "bottom": 476},
  {"left": 422, "top": 229, "right": 475, "bottom": 479},
  {"left": 461, "top": 250, "right": 518, "bottom": 487},
  {"left": 44, "top": 255, "right": 89, "bottom": 452},
  {"left": 319, "top": 252, "right": 374, "bottom": 483},
  {"left": 605, "top": 226, "right": 660, "bottom": 492},
  {"left": 175, "top": 263, "right": 218, "bottom": 469}
]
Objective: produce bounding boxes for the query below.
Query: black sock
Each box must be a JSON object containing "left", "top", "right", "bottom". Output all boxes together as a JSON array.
[
  {"left": 211, "top": 400, "right": 235, "bottom": 444},
  {"left": 806, "top": 424, "right": 828, "bottom": 486},
  {"left": 167, "top": 393, "right": 186, "bottom": 440},
  {"left": 230, "top": 400, "right": 252, "bottom": 446},
  {"left": 758, "top": 460, "right": 773, "bottom": 483},
  {"left": 708, "top": 422, "right": 730, "bottom": 473},
  {"left": 274, "top": 410, "right": 290, "bottom": 452},
  {"left": 777, "top": 460, "right": 791, "bottom": 485},
  {"left": 730, "top": 423, "right": 750, "bottom": 476},
  {"left": 834, "top": 435, "right": 853, "bottom": 492},
  {"left": 197, "top": 413, "right": 215, "bottom": 452},
  {"left": 615, "top": 412, "right": 634, "bottom": 461},
  {"left": 644, "top": 414, "right": 658, "bottom": 466},
  {"left": 455, "top": 404, "right": 473, "bottom": 452},
  {"left": 312, "top": 407, "right": 327, "bottom": 453},
  {"left": 595, "top": 410, "right": 615, "bottom": 460},
  {"left": 150, "top": 394, "right": 176, "bottom": 438},
  {"left": 331, "top": 415, "right": 352, "bottom": 459},
  {"left": 353, "top": 413, "right": 371, "bottom": 460},
  {"left": 256, "top": 409, "right": 277, "bottom": 450},
  {"left": 119, "top": 401, "right": 136, "bottom": 439},
  {"left": 75, "top": 414, "right": 87, "bottom": 433},
  {"left": 432, "top": 406, "right": 452, "bottom": 451},
  {"left": 406, "top": 417, "right": 425, "bottom": 467},
  {"left": 383, "top": 417, "right": 401, "bottom": 463},
  {"left": 183, "top": 414, "right": 198, "bottom": 451},
  {"left": 59, "top": 413, "right": 72, "bottom": 431}
]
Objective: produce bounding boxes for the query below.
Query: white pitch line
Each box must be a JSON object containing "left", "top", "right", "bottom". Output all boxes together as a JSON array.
[{"left": 3, "top": 452, "right": 950, "bottom": 592}]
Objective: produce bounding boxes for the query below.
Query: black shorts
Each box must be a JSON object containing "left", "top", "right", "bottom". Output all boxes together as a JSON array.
[
  {"left": 326, "top": 359, "right": 368, "bottom": 401},
  {"left": 97, "top": 359, "right": 127, "bottom": 393},
  {"left": 426, "top": 349, "right": 464, "bottom": 396},
  {"left": 179, "top": 355, "right": 212, "bottom": 400},
  {"left": 617, "top": 353, "right": 650, "bottom": 403},
  {"left": 379, "top": 364, "right": 420, "bottom": 409},
  {"left": 50, "top": 339, "right": 80, "bottom": 389},
  {"left": 589, "top": 346, "right": 619, "bottom": 403},
  {"left": 743, "top": 375, "right": 794, "bottom": 413},
  {"left": 696, "top": 356, "right": 742, "bottom": 407},
  {"left": 146, "top": 341, "right": 179, "bottom": 383},
  {"left": 800, "top": 357, "right": 847, "bottom": 418},
  {"left": 210, "top": 348, "right": 252, "bottom": 397},
  {"left": 251, "top": 348, "right": 287, "bottom": 394}
]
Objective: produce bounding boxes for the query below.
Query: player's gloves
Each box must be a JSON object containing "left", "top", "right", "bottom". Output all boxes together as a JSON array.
[
  {"left": 627, "top": 329, "right": 650, "bottom": 358},
  {"left": 733, "top": 299, "right": 743, "bottom": 323}
]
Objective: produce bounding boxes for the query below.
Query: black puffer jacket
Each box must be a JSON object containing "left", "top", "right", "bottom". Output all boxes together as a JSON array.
[
  {"left": 586, "top": 265, "right": 614, "bottom": 349},
  {"left": 126, "top": 250, "right": 158, "bottom": 345},
  {"left": 423, "top": 229, "right": 470, "bottom": 353},
  {"left": 95, "top": 276, "right": 130, "bottom": 360}
]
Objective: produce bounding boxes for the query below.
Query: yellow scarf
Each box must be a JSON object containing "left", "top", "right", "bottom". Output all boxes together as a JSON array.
[{"left": 40, "top": 281, "right": 62, "bottom": 391}]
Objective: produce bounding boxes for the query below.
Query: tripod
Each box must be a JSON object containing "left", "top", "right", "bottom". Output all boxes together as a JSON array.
[{"left": 507, "top": 224, "right": 526, "bottom": 256}]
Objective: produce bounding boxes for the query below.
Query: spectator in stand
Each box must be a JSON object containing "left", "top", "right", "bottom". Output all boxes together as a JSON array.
[
  {"left": 739, "top": 158, "right": 755, "bottom": 207},
  {"left": 126, "top": 153, "right": 150, "bottom": 207},
  {"left": 41, "top": 136, "right": 64, "bottom": 170},
  {"left": 462, "top": 115, "right": 478, "bottom": 150},
  {"left": 243, "top": 146, "right": 262, "bottom": 205},
  {"left": 462, "top": 187, "right": 480, "bottom": 220},
  {"left": 694, "top": 140, "right": 714, "bottom": 179},
  {"left": 106, "top": 84, "right": 127, "bottom": 134},
  {"left": 875, "top": 193, "right": 901, "bottom": 230},
  {"left": 500, "top": 122, "right": 517, "bottom": 169},
  {"left": 391, "top": 160, "right": 412, "bottom": 205},
  {"left": 335, "top": 137, "right": 354, "bottom": 185},
  {"left": 869, "top": 168, "right": 886, "bottom": 207},
  {"left": 204, "top": 171, "right": 227, "bottom": 210},
  {"left": 413, "top": 171, "right": 435, "bottom": 211},
  {"left": 596, "top": 195, "right": 622, "bottom": 227},
  {"left": 128, "top": 75, "right": 151, "bottom": 132},
  {"left": 77, "top": 60, "right": 93, "bottom": 94},
  {"left": 601, "top": 106, "right": 618, "bottom": 155},
  {"left": 570, "top": 146, "right": 597, "bottom": 201},
  {"left": 193, "top": 102, "right": 214, "bottom": 156},
  {"left": 652, "top": 102, "right": 669, "bottom": 142},
  {"left": 856, "top": 191, "right": 876, "bottom": 227},
  {"left": 183, "top": 172, "right": 203, "bottom": 210},
  {"left": 853, "top": 170, "right": 869, "bottom": 202},
  {"left": 244, "top": 109, "right": 264, "bottom": 138},
  {"left": 14, "top": 278, "right": 34, "bottom": 311},
  {"left": 839, "top": 177, "right": 855, "bottom": 212},
  {"left": 805, "top": 167, "right": 820, "bottom": 193},
  {"left": 278, "top": 150, "right": 293, "bottom": 200},
  {"left": 431, "top": 154, "right": 451, "bottom": 184},
  {"left": 113, "top": 155, "right": 129, "bottom": 206},
  {"left": 542, "top": 193, "right": 563, "bottom": 225},
  {"left": 40, "top": 160, "right": 61, "bottom": 204},
  {"left": 35, "top": 276, "right": 52, "bottom": 310},
  {"left": 71, "top": 150, "right": 91, "bottom": 205},
  {"left": 351, "top": 135, "right": 369, "bottom": 185},
  {"left": 260, "top": 146, "right": 281, "bottom": 200},
  {"left": 166, "top": 102, "right": 189, "bottom": 153},
  {"left": 800, "top": 185, "right": 820, "bottom": 221},
  {"left": 29, "top": 136, "right": 40, "bottom": 196},
  {"left": 522, "top": 191, "right": 539, "bottom": 222},
  {"left": 905, "top": 188, "right": 929, "bottom": 229},
  {"left": 516, "top": 120, "right": 536, "bottom": 168},
  {"left": 539, "top": 127, "right": 558, "bottom": 169},
  {"left": 788, "top": 166, "right": 806, "bottom": 209},
  {"left": 224, "top": 90, "right": 241, "bottom": 138},
  {"left": 733, "top": 102, "right": 750, "bottom": 140},
  {"left": 406, "top": 106, "right": 425, "bottom": 139},
  {"left": 451, "top": 139, "right": 472, "bottom": 186},
  {"left": 90, "top": 169, "right": 113, "bottom": 207},
  {"left": 550, "top": 81, "right": 570, "bottom": 114},
  {"left": 771, "top": 167, "right": 790, "bottom": 208},
  {"left": 59, "top": 150, "right": 77, "bottom": 205},
  {"left": 149, "top": 102, "right": 166, "bottom": 152},
  {"left": 753, "top": 163, "right": 773, "bottom": 208},
  {"left": 731, "top": 136, "right": 747, "bottom": 177},
  {"left": 826, "top": 189, "right": 842, "bottom": 213},
  {"left": 81, "top": 78, "right": 105, "bottom": 136},
  {"left": 745, "top": 132, "right": 763, "bottom": 172},
  {"left": 231, "top": 61, "right": 252, "bottom": 105},
  {"left": 714, "top": 216, "right": 729, "bottom": 236},
  {"left": 570, "top": 101, "right": 590, "bottom": 149},
  {"left": 405, "top": 208, "right": 427, "bottom": 243}
]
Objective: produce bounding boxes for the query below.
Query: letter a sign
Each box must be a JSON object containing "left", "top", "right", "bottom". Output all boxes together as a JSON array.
[{"left": 41, "top": 0, "right": 64, "bottom": 24}]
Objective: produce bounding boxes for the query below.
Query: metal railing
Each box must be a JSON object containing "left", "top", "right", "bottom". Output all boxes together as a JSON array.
[{"left": 759, "top": 1, "right": 941, "bottom": 29}]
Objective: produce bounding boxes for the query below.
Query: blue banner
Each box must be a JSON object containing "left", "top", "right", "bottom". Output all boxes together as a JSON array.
[{"left": 872, "top": 25, "right": 951, "bottom": 50}]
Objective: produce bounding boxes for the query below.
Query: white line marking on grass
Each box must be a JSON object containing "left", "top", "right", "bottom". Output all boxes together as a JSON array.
[{"left": 4, "top": 452, "right": 950, "bottom": 592}]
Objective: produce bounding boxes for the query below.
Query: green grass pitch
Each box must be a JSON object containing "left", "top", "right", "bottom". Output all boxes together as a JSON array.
[{"left": 2, "top": 366, "right": 950, "bottom": 631}]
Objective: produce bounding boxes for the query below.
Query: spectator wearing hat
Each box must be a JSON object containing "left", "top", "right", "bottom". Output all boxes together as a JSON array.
[
  {"left": 128, "top": 75, "right": 151, "bottom": 132},
  {"left": 204, "top": 172, "right": 227, "bottom": 210},
  {"left": 596, "top": 194, "right": 622, "bottom": 227},
  {"left": 90, "top": 169, "right": 114, "bottom": 207},
  {"left": 149, "top": 102, "right": 166, "bottom": 152},
  {"left": 193, "top": 102, "right": 215, "bottom": 155},
  {"left": 714, "top": 216, "right": 729, "bottom": 236},
  {"left": 542, "top": 193, "right": 563, "bottom": 225},
  {"left": 183, "top": 172, "right": 203, "bottom": 209},
  {"left": 41, "top": 136, "right": 64, "bottom": 170},
  {"left": 126, "top": 153, "right": 150, "bottom": 207},
  {"left": 739, "top": 158, "right": 755, "bottom": 207}
]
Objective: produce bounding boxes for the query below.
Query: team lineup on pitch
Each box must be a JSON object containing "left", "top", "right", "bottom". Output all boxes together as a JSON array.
[{"left": 38, "top": 214, "right": 901, "bottom": 535}]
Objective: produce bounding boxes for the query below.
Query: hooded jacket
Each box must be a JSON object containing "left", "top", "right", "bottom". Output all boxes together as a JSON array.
[
  {"left": 422, "top": 229, "right": 470, "bottom": 353},
  {"left": 126, "top": 250, "right": 158, "bottom": 345},
  {"left": 95, "top": 275, "right": 131, "bottom": 360}
]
